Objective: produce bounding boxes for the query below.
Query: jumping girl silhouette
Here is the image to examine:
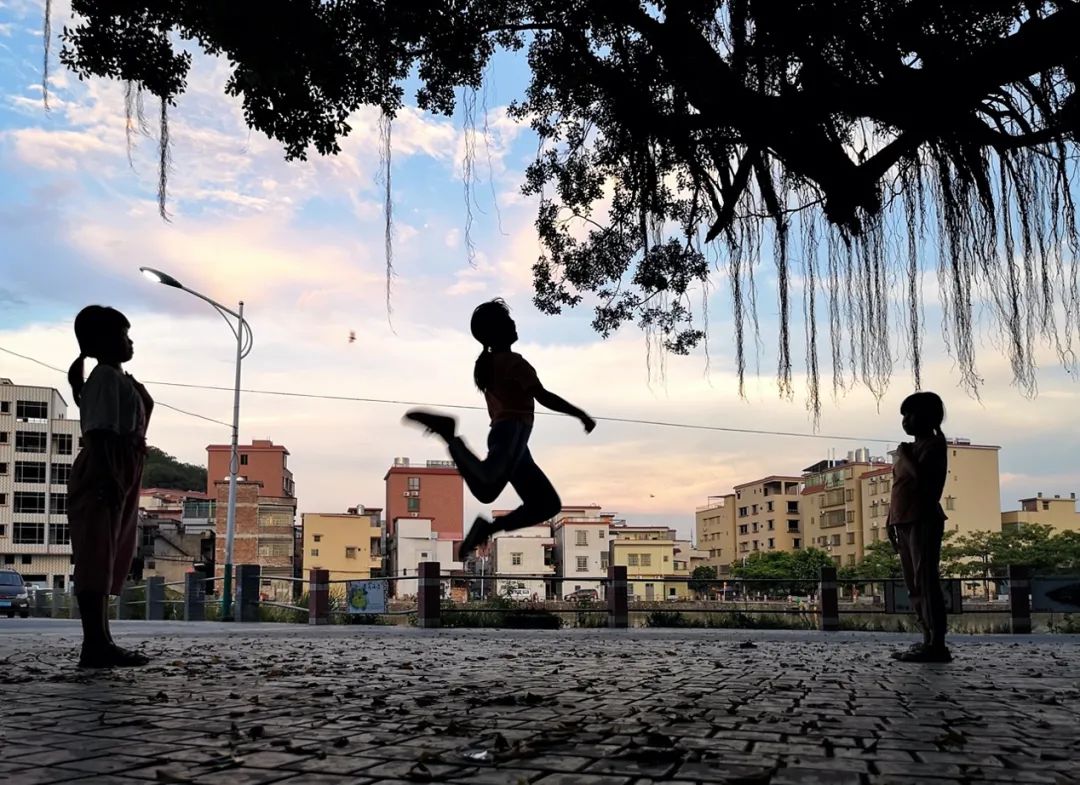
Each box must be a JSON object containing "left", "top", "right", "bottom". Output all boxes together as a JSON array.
[
  {"left": 404, "top": 299, "right": 595, "bottom": 561},
  {"left": 67, "top": 306, "right": 153, "bottom": 668}
]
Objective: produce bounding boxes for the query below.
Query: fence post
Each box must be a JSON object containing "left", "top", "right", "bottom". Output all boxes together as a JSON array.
[
  {"left": 69, "top": 587, "right": 80, "bottom": 619},
  {"left": 184, "top": 571, "right": 206, "bottom": 621},
  {"left": 146, "top": 576, "right": 165, "bottom": 620},
  {"left": 309, "top": 568, "right": 330, "bottom": 625},
  {"left": 417, "top": 562, "right": 441, "bottom": 628},
  {"left": 31, "top": 589, "right": 47, "bottom": 617},
  {"left": 1008, "top": 564, "right": 1032, "bottom": 634},
  {"left": 819, "top": 566, "right": 839, "bottom": 632},
  {"left": 235, "top": 564, "right": 262, "bottom": 623},
  {"left": 607, "top": 565, "right": 628, "bottom": 629},
  {"left": 51, "top": 589, "right": 63, "bottom": 619}
]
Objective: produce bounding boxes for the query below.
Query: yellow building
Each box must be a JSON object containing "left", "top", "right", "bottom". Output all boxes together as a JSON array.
[
  {"left": 694, "top": 495, "right": 736, "bottom": 573},
  {"left": 802, "top": 451, "right": 891, "bottom": 568},
  {"left": 1002, "top": 493, "right": 1080, "bottom": 533},
  {"left": 609, "top": 524, "right": 687, "bottom": 600},
  {"left": 860, "top": 440, "right": 1002, "bottom": 549},
  {"left": 301, "top": 507, "right": 383, "bottom": 584},
  {"left": 733, "top": 477, "right": 804, "bottom": 560}
]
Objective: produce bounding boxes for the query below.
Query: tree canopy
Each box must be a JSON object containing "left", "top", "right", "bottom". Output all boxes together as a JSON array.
[
  {"left": 49, "top": 1, "right": 1080, "bottom": 409},
  {"left": 142, "top": 446, "right": 208, "bottom": 492}
]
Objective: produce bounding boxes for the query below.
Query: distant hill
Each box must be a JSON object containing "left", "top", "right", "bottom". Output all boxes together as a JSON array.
[{"left": 142, "top": 446, "right": 207, "bottom": 492}]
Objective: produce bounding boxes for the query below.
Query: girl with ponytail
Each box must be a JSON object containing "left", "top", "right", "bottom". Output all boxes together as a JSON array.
[
  {"left": 67, "top": 306, "right": 154, "bottom": 668},
  {"left": 404, "top": 298, "right": 595, "bottom": 561},
  {"left": 887, "top": 391, "right": 950, "bottom": 663}
]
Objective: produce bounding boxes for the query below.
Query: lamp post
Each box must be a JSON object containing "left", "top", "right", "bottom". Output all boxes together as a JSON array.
[{"left": 139, "top": 266, "right": 253, "bottom": 621}]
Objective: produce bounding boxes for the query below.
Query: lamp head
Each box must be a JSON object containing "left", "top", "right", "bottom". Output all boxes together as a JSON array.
[{"left": 139, "top": 267, "right": 183, "bottom": 288}]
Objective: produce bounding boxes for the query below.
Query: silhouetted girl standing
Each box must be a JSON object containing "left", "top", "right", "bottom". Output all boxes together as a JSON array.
[
  {"left": 887, "top": 391, "right": 950, "bottom": 663},
  {"left": 67, "top": 306, "right": 153, "bottom": 668},
  {"left": 404, "top": 299, "right": 594, "bottom": 561}
]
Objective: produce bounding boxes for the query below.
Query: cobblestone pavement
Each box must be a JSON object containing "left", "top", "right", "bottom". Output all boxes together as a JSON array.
[{"left": 0, "top": 622, "right": 1078, "bottom": 785}]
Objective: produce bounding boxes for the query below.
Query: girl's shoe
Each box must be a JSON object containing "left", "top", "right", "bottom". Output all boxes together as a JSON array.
[
  {"left": 458, "top": 516, "right": 493, "bottom": 562},
  {"left": 78, "top": 643, "right": 150, "bottom": 669},
  {"left": 898, "top": 646, "right": 952, "bottom": 663},
  {"left": 403, "top": 410, "right": 457, "bottom": 441}
]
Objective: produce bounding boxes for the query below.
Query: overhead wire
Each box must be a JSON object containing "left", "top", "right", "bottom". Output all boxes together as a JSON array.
[{"left": 2, "top": 345, "right": 895, "bottom": 444}]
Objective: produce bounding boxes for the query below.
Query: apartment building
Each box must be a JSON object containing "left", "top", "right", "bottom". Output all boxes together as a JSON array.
[
  {"left": 136, "top": 514, "right": 215, "bottom": 586},
  {"left": 1002, "top": 492, "right": 1080, "bottom": 534},
  {"left": 384, "top": 457, "right": 464, "bottom": 540},
  {"left": 211, "top": 478, "right": 297, "bottom": 600},
  {"left": 609, "top": 524, "right": 687, "bottom": 600},
  {"left": 552, "top": 505, "right": 613, "bottom": 598},
  {"left": 733, "top": 477, "right": 804, "bottom": 560},
  {"left": 302, "top": 506, "right": 383, "bottom": 584},
  {"left": 391, "top": 517, "right": 462, "bottom": 597},
  {"left": 694, "top": 494, "right": 737, "bottom": 573},
  {"left": 491, "top": 523, "right": 555, "bottom": 599},
  {"left": 208, "top": 439, "right": 294, "bottom": 498},
  {"left": 0, "top": 379, "right": 81, "bottom": 590}
]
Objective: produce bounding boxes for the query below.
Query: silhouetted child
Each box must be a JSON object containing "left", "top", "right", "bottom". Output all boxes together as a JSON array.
[
  {"left": 887, "top": 391, "right": 950, "bottom": 663},
  {"left": 67, "top": 306, "right": 153, "bottom": 668},
  {"left": 404, "top": 299, "right": 594, "bottom": 561}
]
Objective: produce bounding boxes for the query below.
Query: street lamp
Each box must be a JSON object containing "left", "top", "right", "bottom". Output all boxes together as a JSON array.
[{"left": 139, "top": 266, "right": 253, "bottom": 621}]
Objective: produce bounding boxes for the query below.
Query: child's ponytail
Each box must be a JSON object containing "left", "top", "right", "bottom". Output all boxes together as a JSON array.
[{"left": 68, "top": 353, "right": 87, "bottom": 405}]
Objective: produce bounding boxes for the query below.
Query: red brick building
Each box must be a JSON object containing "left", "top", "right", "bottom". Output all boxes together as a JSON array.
[
  {"left": 212, "top": 478, "right": 297, "bottom": 600},
  {"left": 207, "top": 439, "right": 295, "bottom": 499},
  {"left": 384, "top": 457, "right": 464, "bottom": 540}
]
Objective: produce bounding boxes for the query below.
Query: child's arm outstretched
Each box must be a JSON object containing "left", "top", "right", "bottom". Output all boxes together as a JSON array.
[{"left": 533, "top": 386, "right": 596, "bottom": 433}]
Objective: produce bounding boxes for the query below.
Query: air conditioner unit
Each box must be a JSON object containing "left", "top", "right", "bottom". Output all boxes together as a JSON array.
[
  {"left": 403, "top": 491, "right": 410, "bottom": 497},
  {"left": 410, "top": 491, "right": 419, "bottom": 497},
  {"left": 410, "top": 512, "right": 418, "bottom": 517}
]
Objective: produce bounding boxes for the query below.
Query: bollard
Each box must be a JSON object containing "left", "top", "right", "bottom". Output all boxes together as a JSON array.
[
  {"left": 1008, "top": 564, "right": 1032, "bottom": 634},
  {"left": 146, "top": 576, "right": 165, "bottom": 620},
  {"left": 417, "top": 562, "right": 441, "bottom": 628},
  {"left": 32, "top": 589, "right": 48, "bottom": 617},
  {"left": 309, "top": 568, "right": 330, "bottom": 625},
  {"left": 51, "top": 589, "right": 63, "bottom": 619},
  {"left": 69, "top": 587, "right": 80, "bottom": 619},
  {"left": 819, "top": 566, "right": 840, "bottom": 631},
  {"left": 184, "top": 571, "right": 206, "bottom": 621},
  {"left": 116, "top": 584, "right": 134, "bottom": 620},
  {"left": 235, "top": 564, "right": 262, "bottom": 623},
  {"left": 607, "top": 565, "right": 628, "bottom": 629}
]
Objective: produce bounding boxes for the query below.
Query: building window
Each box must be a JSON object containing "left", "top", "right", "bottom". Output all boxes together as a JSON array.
[
  {"left": 576, "top": 556, "right": 588, "bottom": 572},
  {"left": 872, "top": 530, "right": 880, "bottom": 543},
  {"left": 16, "top": 401, "right": 48, "bottom": 421},
  {"left": 407, "top": 477, "right": 420, "bottom": 491},
  {"left": 738, "top": 524, "right": 748, "bottom": 535},
  {"left": 640, "top": 553, "right": 652, "bottom": 567},
  {"left": 52, "top": 434, "right": 72, "bottom": 456},
  {"left": 407, "top": 497, "right": 420, "bottom": 512},
  {"left": 766, "top": 501, "right": 774, "bottom": 512},
  {"left": 0, "top": 401, "right": 9, "bottom": 413},
  {"left": 945, "top": 496, "right": 955, "bottom": 511},
  {"left": 793, "top": 538, "right": 801, "bottom": 549},
  {"left": 52, "top": 463, "right": 72, "bottom": 485},
  {"left": 787, "top": 501, "right": 798, "bottom": 513},
  {"left": 0, "top": 525, "right": 4, "bottom": 536},
  {"left": 13, "top": 521, "right": 45, "bottom": 545},
  {"left": 345, "top": 547, "right": 356, "bottom": 559},
  {"left": 14, "top": 461, "right": 46, "bottom": 484},
  {"left": 846, "top": 510, "right": 855, "bottom": 524},
  {"left": 880, "top": 480, "right": 891, "bottom": 493},
  {"left": 600, "top": 552, "right": 609, "bottom": 569},
  {"left": 52, "top": 494, "right": 67, "bottom": 515},
  {"left": 847, "top": 532, "right": 855, "bottom": 545},
  {"left": 2, "top": 555, "right": 12, "bottom": 565},
  {"left": 767, "top": 520, "right": 774, "bottom": 531},
  {"left": 15, "top": 432, "right": 47, "bottom": 454},
  {"left": 847, "top": 554, "right": 856, "bottom": 566},
  {"left": 0, "top": 463, "right": 6, "bottom": 474},
  {"left": 831, "top": 534, "right": 842, "bottom": 546},
  {"left": 738, "top": 507, "right": 748, "bottom": 518},
  {"left": 751, "top": 522, "right": 759, "bottom": 533},
  {"left": 628, "top": 554, "right": 639, "bottom": 566},
  {"left": 22, "top": 555, "right": 32, "bottom": 565},
  {"left": 787, "top": 520, "right": 799, "bottom": 533},
  {"left": 0, "top": 431, "right": 7, "bottom": 443},
  {"left": 598, "top": 529, "right": 605, "bottom": 538},
  {"left": 310, "top": 548, "right": 319, "bottom": 557},
  {"left": 751, "top": 504, "right": 758, "bottom": 514},
  {"left": 511, "top": 552, "right": 522, "bottom": 566},
  {"left": 313, "top": 534, "right": 322, "bottom": 543},
  {"left": 845, "top": 489, "right": 854, "bottom": 502},
  {"left": 575, "top": 529, "right": 588, "bottom": 546},
  {"left": 240, "top": 454, "right": 249, "bottom": 465},
  {"left": 49, "top": 523, "right": 71, "bottom": 545},
  {"left": 768, "top": 538, "right": 775, "bottom": 549},
  {"left": 13, "top": 492, "right": 45, "bottom": 514}
]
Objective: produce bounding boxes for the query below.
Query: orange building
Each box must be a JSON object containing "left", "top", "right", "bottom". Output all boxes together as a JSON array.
[
  {"left": 212, "top": 478, "right": 297, "bottom": 600},
  {"left": 383, "top": 457, "right": 464, "bottom": 540},
  {"left": 207, "top": 439, "right": 294, "bottom": 498}
]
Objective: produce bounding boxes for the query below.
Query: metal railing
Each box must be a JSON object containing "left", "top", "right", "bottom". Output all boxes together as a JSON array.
[{"left": 15, "top": 564, "right": 1076, "bottom": 632}]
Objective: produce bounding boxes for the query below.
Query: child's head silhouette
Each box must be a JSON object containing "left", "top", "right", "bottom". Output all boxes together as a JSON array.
[
  {"left": 471, "top": 299, "right": 517, "bottom": 391},
  {"left": 68, "top": 305, "right": 132, "bottom": 404},
  {"left": 900, "top": 391, "right": 945, "bottom": 438}
]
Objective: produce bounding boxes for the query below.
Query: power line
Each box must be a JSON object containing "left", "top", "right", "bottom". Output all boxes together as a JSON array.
[
  {"left": 0, "top": 346, "right": 231, "bottom": 428},
  {"left": 3, "top": 345, "right": 895, "bottom": 444}
]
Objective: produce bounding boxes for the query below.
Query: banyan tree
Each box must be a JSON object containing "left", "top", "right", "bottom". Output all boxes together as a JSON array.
[{"left": 46, "top": 1, "right": 1080, "bottom": 415}]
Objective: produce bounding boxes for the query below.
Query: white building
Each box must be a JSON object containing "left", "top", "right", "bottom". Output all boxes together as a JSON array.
[
  {"left": 391, "top": 517, "right": 462, "bottom": 596},
  {"left": 553, "top": 508, "right": 613, "bottom": 599},
  {"left": 0, "top": 379, "right": 82, "bottom": 590},
  {"left": 491, "top": 524, "right": 555, "bottom": 599}
]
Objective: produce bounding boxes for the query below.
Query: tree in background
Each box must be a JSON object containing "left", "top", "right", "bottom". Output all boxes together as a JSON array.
[
  {"left": 47, "top": 2, "right": 1080, "bottom": 411},
  {"left": 142, "top": 446, "right": 208, "bottom": 492},
  {"left": 688, "top": 564, "right": 718, "bottom": 598}
]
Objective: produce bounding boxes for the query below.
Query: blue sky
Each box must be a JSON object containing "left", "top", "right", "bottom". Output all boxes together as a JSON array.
[{"left": 2, "top": 1, "right": 1079, "bottom": 540}]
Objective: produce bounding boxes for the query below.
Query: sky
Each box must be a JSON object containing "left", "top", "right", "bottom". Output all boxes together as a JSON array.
[{"left": 2, "top": 2, "right": 1079, "bottom": 542}]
